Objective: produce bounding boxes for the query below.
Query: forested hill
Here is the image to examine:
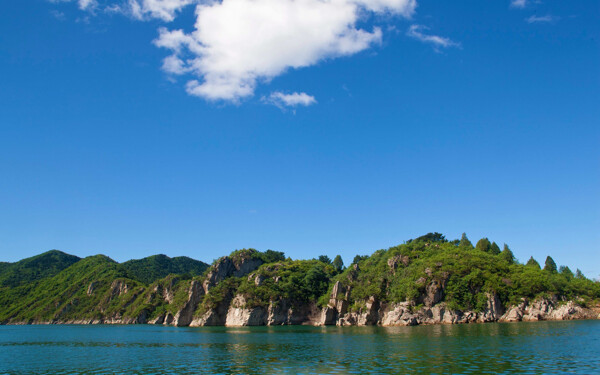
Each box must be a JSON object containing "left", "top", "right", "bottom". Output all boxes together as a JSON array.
[{"left": 0, "top": 233, "right": 598, "bottom": 326}]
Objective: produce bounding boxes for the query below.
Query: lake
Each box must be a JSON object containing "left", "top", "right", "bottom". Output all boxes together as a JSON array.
[{"left": 1, "top": 321, "right": 599, "bottom": 374}]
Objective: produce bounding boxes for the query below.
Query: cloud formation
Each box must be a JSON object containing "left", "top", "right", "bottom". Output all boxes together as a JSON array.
[
  {"left": 264, "top": 92, "right": 317, "bottom": 108},
  {"left": 526, "top": 15, "right": 557, "bottom": 23},
  {"left": 51, "top": 0, "right": 420, "bottom": 105},
  {"left": 510, "top": 0, "right": 528, "bottom": 9},
  {"left": 406, "top": 24, "right": 459, "bottom": 50},
  {"left": 152, "top": 0, "right": 416, "bottom": 102},
  {"left": 125, "top": 0, "right": 195, "bottom": 21}
]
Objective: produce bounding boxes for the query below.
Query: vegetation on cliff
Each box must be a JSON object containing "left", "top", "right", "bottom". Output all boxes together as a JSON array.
[{"left": 0, "top": 234, "right": 598, "bottom": 324}]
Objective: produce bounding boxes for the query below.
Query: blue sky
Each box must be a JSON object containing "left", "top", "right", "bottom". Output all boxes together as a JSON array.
[{"left": 0, "top": 0, "right": 598, "bottom": 277}]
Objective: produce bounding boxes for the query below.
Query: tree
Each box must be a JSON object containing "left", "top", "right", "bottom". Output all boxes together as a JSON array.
[
  {"left": 490, "top": 242, "right": 501, "bottom": 255},
  {"left": 500, "top": 244, "right": 515, "bottom": 264},
  {"left": 544, "top": 256, "right": 557, "bottom": 273},
  {"left": 303, "top": 265, "right": 329, "bottom": 296},
  {"left": 318, "top": 255, "right": 332, "bottom": 265},
  {"left": 475, "top": 238, "right": 492, "bottom": 253},
  {"left": 332, "top": 255, "right": 344, "bottom": 273},
  {"left": 559, "top": 266, "right": 574, "bottom": 279},
  {"left": 352, "top": 255, "right": 367, "bottom": 265},
  {"left": 409, "top": 232, "right": 447, "bottom": 243},
  {"left": 526, "top": 256, "right": 541, "bottom": 269},
  {"left": 261, "top": 250, "right": 286, "bottom": 263},
  {"left": 575, "top": 269, "right": 585, "bottom": 279},
  {"left": 459, "top": 233, "right": 473, "bottom": 248}
]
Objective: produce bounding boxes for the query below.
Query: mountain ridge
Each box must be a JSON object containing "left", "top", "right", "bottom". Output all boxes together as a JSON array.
[{"left": 1, "top": 234, "right": 598, "bottom": 326}]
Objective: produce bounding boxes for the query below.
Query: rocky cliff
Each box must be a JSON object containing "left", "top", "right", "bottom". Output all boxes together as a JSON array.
[{"left": 2, "top": 236, "right": 599, "bottom": 327}]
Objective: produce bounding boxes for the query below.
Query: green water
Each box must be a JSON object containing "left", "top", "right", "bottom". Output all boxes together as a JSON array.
[{"left": 0, "top": 321, "right": 599, "bottom": 374}]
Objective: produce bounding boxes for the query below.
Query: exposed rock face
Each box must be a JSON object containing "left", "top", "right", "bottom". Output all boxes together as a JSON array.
[
  {"left": 418, "top": 280, "right": 446, "bottom": 307},
  {"left": 202, "top": 256, "right": 263, "bottom": 293},
  {"left": 86, "top": 282, "right": 97, "bottom": 296},
  {"left": 173, "top": 280, "right": 205, "bottom": 326},
  {"left": 499, "top": 298, "right": 598, "bottom": 322}
]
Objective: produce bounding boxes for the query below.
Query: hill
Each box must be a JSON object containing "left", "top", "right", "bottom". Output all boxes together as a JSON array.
[
  {"left": 0, "top": 235, "right": 598, "bottom": 326},
  {"left": 0, "top": 250, "right": 81, "bottom": 288},
  {"left": 121, "top": 254, "right": 209, "bottom": 285}
]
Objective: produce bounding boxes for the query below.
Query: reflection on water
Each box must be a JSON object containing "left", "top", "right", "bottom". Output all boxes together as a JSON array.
[{"left": 0, "top": 321, "right": 599, "bottom": 374}]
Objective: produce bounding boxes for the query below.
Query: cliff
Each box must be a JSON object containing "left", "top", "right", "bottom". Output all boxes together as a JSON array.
[{"left": 1, "top": 234, "right": 599, "bottom": 326}]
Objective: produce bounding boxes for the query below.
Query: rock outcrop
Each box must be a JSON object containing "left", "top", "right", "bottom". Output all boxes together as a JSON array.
[{"left": 203, "top": 256, "right": 264, "bottom": 293}]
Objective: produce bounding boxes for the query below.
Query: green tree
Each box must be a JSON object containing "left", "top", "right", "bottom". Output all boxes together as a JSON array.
[
  {"left": 559, "top": 266, "right": 574, "bottom": 279},
  {"left": 260, "top": 250, "right": 286, "bottom": 263},
  {"left": 409, "top": 232, "right": 447, "bottom": 243},
  {"left": 526, "top": 256, "right": 541, "bottom": 269},
  {"left": 500, "top": 244, "right": 515, "bottom": 264},
  {"left": 318, "top": 255, "right": 332, "bottom": 265},
  {"left": 332, "top": 255, "right": 344, "bottom": 273},
  {"left": 352, "top": 255, "right": 367, "bottom": 265},
  {"left": 476, "top": 238, "right": 492, "bottom": 253},
  {"left": 544, "top": 256, "right": 557, "bottom": 273},
  {"left": 575, "top": 269, "right": 585, "bottom": 279},
  {"left": 459, "top": 233, "right": 473, "bottom": 248},
  {"left": 490, "top": 242, "right": 501, "bottom": 255},
  {"left": 303, "top": 265, "right": 329, "bottom": 294}
]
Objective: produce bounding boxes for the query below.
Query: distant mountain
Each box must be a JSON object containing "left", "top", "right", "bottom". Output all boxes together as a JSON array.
[
  {"left": 0, "top": 250, "right": 81, "bottom": 288},
  {"left": 121, "top": 254, "right": 209, "bottom": 285}
]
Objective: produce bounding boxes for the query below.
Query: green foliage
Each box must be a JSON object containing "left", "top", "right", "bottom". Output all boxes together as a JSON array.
[
  {"left": 237, "top": 260, "right": 336, "bottom": 308},
  {"left": 490, "top": 242, "right": 501, "bottom": 255},
  {"left": 407, "top": 232, "right": 447, "bottom": 244},
  {"left": 559, "top": 266, "right": 574, "bottom": 280},
  {"left": 475, "top": 238, "right": 492, "bottom": 253},
  {"left": 352, "top": 255, "right": 368, "bottom": 265},
  {"left": 121, "top": 254, "right": 209, "bottom": 285},
  {"left": 259, "top": 250, "right": 286, "bottom": 264},
  {"left": 332, "top": 255, "right": 344, "bottom": 273},
  {"left": 544, "top": 256, "right": 557, "bottom": 273},
  {"left": 1, "top": 236, "right": 599, "bottom": 324},
  {"left": 500, "top": 244, "right": 515, "bottom": 264},
  {"left": 318, "top": 255, "right": 332, "bottom": 264},
  {"left": 526, "top": 257, "right": 541, "bottom": 269},
  {"left": 459, "top": 233, "right": 473, "bottom": 248},
  {"left": 0, "top": 250, "right": 81, "bottom": 288}
]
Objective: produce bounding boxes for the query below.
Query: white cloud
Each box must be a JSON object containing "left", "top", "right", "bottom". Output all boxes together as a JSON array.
[
  {"left": 406, "top": 24, "right": 459, "bottom": 50},
  {"left": 526, "top": 14, "right": 557, "bottom": 23},
  {"left": 510, "top": 0, "right": 527, "bottom": 9},
  {"left": 154, "top": 0, "right": 417, "bottom": 102},
  {"left": 125, "top": 0, "right": 195, "bottom": 22},
  {"left": 264, "top": 91, "right": 317, "bottom": 108},
  {"left": 78, "top": 0, "right": 97, "bottom": 10}
]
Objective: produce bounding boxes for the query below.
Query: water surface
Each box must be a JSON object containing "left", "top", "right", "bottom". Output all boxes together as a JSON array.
[{"left": 1, "top": 321, "right": 599, "bottom": 374}]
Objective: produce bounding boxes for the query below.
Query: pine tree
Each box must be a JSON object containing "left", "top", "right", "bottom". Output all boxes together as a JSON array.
[
  {"left": 476, "top": 238, "right": 492, "bottom": 252},
  {"left": 544, "top": 256, "right": 557, "bottom": 273},
  {"left": 490, "top": 242, "right": 501, "bottom": 255},
  {"left": 559, "top": 266, "right": 574, "bottom": 279},
  {"left": 459, "top": 233, "right": 473, "bottom": 248},
  {"left": 526, "top": 256, "right": 541, "bottom": 269},
  {"left": 500, "top": 244, "right": 515, "bottom": 264}
]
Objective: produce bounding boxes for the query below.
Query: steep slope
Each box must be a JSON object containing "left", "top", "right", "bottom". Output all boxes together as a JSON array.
[
  {"left": 121, "top": 254, "right": 209, "bottom": 285},
  {"left": 0, "top": 255, "right": 139, "bottom": 323},
  {"left": 0, "top": 250, "right": 81, "bottom": 288},
  {"left": 0, "top": 236, "right": 598, "bottom": 326}
]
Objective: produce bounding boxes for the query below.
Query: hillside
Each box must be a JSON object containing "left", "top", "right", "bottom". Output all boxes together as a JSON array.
[
  {"left": 121, "top": 254, "right": 209, "bottom": 285},
  {"left": 0, "top": 234, "right": 598, "bottom": 326},
  {"left": 0, "top": 250, "right": 81, "bottom": 288}
]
